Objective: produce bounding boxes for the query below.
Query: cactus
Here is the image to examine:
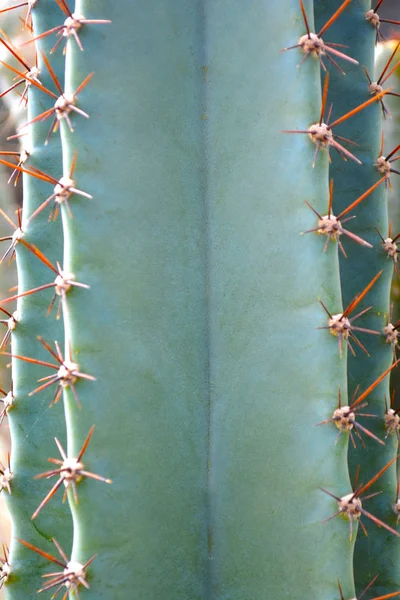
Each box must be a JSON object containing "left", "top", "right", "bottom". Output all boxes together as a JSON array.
[
  {"left": 313, "top": 2, "right": 399, "bottom": 597},
  {"left": 0, "top": 1, "right": 399, "bottom": 599}
]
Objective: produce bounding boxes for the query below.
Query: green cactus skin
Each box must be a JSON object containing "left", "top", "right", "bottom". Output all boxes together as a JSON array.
[
  {"left": 203, "top": 2, "right": 355, "bottom": 598},
  {"left": 59, "top": 0, "right": 210, "bottom": 598},
  {"left": 50, "top": 0, "right": 355, "bottom": 598},
  {"left": 3, "top": 3, "right": 72, "bottom": 598},
  {"left": 1, "top": 0, "right": 399, "bottom": 599},
  {"left": 314, "top": 1, "right": 397, "bottom": 597}
]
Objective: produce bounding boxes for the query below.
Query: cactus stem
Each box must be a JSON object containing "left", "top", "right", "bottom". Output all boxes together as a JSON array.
[
  {"left": 0, "top": 453, "right": 12, "bottom": 494},
  {"left": 3, "top": 336, "right": 96, "bottom": 407},
  {"left": 32, "top": 425, "right": 112, "bottom": 520},
  {"left": 282, "top": 0, "right": 357, "bottom": 73},
  {"left": 321, "top": 455, "right": 400, "bottom": 541},
  {"left": 18, "top": 538, "right": 96, "bottom": 598}
]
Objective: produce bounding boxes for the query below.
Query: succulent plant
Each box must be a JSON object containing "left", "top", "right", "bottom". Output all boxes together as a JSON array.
[{"left": 0, "top": 1, "right": 399, "bottom": 599}]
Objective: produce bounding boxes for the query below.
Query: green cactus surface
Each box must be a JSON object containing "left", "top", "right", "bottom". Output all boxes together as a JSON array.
[{"left": 0, "top": 1, "right": 399, "bottom": 599}]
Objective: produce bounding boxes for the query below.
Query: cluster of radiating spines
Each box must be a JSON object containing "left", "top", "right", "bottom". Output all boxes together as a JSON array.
[
  {"left": 283, "top": 71, "right": 390, "bottom": 167},
  {"left": 283, "top": 0, "right": 400, "bottom": 74},
  {"left": 282, "top": 0, "right": 358, "bottom": 73},
  {"left": 321, "top": 455, "right": 400, "bottom": 542},
  {"left": 365, "top": 41, "right": 400, "bottom": 119},
  {"left": 385, "top": 390, "right": 400, "bottom": 440},
  {"left": 376, "top": 133, "right": 400, "bottom": 188},
  {"left": 3, "top": 336, "right": 96, "bottom": 408},
  {"left": 383, "top": 304, "right": 400, "bottom": 357},
  {"left": 301, "top": 178, "right": 385, "bottom": 257},
  {"left": 18, "top": 538, "right": 96, "bottom": 600},
  {"left": 367, "top": 0, "right": 400, "bottom": 44},
  {"left": 0, "top": 0, "right": 112, "bottom": 595},
  {"left": 316, "top": 360, "right": 400, "bottom": 447},
  {"left": 0, "top": 0, "right": 110, "bottom": 52},
  {"left": 0, "top": 32, "right": 39, "bottom": 107},
  {"left": 22, "top": 0, "right": 111, "bottom": 53},
  {"left": 318, "top": 271, "right": 383, "bottom": 358},
  {"left": 0, "top": 150, "right": 92, "bottom": 222},
  {"left": 2, "top": 51, "right": 93, "bottom": 144},
  {"left": 0, "top": 149, "right": 29, "bottom": 186},
  {"left": 315, "top": 360, "right": 400, "bottom": 549},
  {"left": 283, "top": 3, "right": 400, "bottom": 361},
  {"left": 31, "top": 425, "right": 112, "bottom": 520}
]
